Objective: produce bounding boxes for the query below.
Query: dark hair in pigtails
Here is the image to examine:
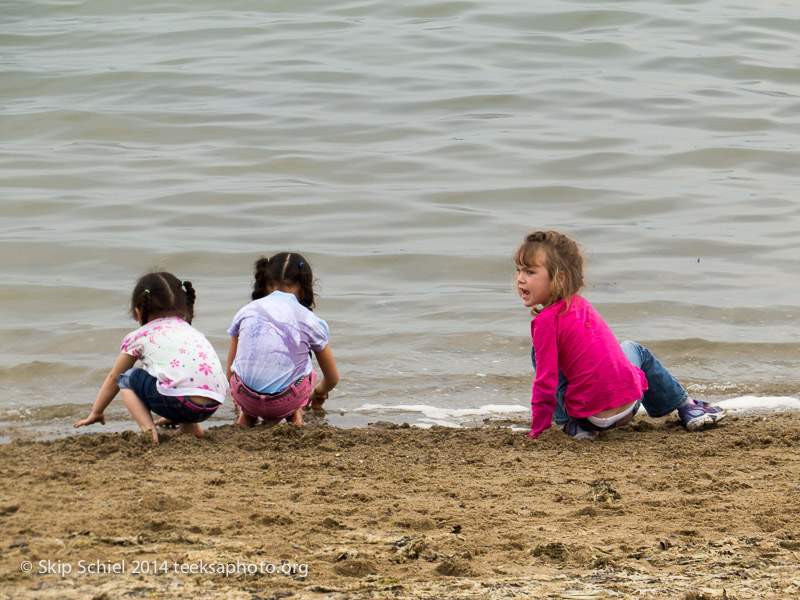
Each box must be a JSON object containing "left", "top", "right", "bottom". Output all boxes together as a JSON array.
[
  {"left": 252, "top": 257, "right": 272, "bottom": 302},
  {"left": 251, "top": 252, "right": 316, "bottom": 309},
  {"left": 140, "top": 289, "right": 152, "bottom": 325},
  {"left": 182, "top": 280, "right": 196, "bottom": 324},
  {"left": 130, "top": 270, "right": 196, "bottom": 324}
]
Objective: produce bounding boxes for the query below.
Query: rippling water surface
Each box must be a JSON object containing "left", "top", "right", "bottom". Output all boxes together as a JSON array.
[{"left": 1, "top": 0, "right": 799, "bottom": 440}]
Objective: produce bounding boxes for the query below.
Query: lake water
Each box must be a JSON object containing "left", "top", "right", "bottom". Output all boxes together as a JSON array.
[{"left": 2, "top": 0, "right": 799, "bottom": 441}]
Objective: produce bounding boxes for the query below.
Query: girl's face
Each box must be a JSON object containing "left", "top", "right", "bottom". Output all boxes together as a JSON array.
[{"left": 516, "top": 251, "right": 553, "bottom": 309}]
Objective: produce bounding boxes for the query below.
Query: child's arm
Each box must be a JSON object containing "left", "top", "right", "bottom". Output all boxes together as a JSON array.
[
  {"left": 226, "top": 335, "right": 239, "bottom": 382},
  {"left": 74, "top": 353, "right": 137, "bottom": 428},
  {"left": 310, "top": 345, "right": 339, "bottom": 409},
  {"left": 528, "top": 318, "right": 559, "bottom": 438}
]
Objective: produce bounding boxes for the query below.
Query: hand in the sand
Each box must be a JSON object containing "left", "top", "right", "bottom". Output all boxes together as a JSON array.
[
  {"left": 74, "top": 412, "right": 105, "bottom": 428},
  {"left": 309, "top": 386, "right": 328, "bottom": 410}
]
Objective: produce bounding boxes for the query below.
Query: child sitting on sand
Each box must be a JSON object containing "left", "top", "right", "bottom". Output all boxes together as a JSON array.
[
  {"left": 74, "top": 271, "right": 227, "bottom": 443},
  {"left": 514, "top": 230, "right": 725, "bottom": 440},
  {"left": 226, "top": 252, "right": 339, "bottom": 426}
]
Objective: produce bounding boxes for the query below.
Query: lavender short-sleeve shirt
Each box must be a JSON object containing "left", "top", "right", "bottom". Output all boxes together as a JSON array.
[{"left": 228, "top": 291, "right": 330, "bottom": 394}]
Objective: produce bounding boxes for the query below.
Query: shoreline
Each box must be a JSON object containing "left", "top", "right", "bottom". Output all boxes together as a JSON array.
[
  {"left": 2, "top": 394, "right": 799, "bottom": 446},
  {"left": 2, "top": 413, "right": 800, "bottom": 599}
]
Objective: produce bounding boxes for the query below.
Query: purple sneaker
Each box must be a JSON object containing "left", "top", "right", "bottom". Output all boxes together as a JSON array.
[
  {"left": 563, "top": 420, "right": 598, "bottom": 440},
  {"left": 678, "top": 399, "right": 725, "bottom": 431}
]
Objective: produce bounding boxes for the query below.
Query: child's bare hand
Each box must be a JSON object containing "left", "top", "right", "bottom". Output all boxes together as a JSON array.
[
  {"left": 74, "top": 412, "right": 105, "bottom": 428},
  {"left": 309, "top": 387, "right": 328, "bottom": 410}
]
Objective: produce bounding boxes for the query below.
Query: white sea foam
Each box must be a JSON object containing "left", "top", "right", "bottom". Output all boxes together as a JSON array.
[
  {"left": 349, "top": 397, "right": 800, "bottom": 427},
  {"left": 714, "top": 396, "right": 800, "bottom": 412},
  {"left": 417, "top": 418, "right": 462, "bottom": 428},
  {"left": 350, "top": 403, "right": 528, "bottom": 422}
]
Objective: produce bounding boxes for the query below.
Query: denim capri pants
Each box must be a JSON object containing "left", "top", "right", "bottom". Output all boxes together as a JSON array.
[{"left": 118, "top": 368, "right": 220, "bottom": 424}]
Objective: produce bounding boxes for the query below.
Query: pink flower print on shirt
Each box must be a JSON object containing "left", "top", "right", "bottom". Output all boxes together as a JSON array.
[
  {"left": 126, "top": 343, "right": 145, "bottom": 359},
  {"left": 170, "top": 359, "right": 181, "bottom": 368},
  {"left": 198, "top": 363, "right": 213, "bottom": 376},
  {"left": 198, "top": 352, "right": 208, "bottom": 360},
  {"left": 179, "top": 347, "right": 187, "bottom": 354}
]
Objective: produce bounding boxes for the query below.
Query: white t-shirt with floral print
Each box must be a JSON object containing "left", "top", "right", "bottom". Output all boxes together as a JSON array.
[{"left": 120, "top": 316, "right": 227, "bottom": 403}]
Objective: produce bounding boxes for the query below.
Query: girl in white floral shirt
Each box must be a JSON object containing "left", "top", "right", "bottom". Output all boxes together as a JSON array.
[{"left": 75, "top": 271, "right": 227, "bottom": 443}]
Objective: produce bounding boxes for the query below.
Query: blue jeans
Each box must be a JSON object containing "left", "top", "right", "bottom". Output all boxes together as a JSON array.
[
  {"left": 531, "top": 341, "right": 688, "bottom": 426},
  {"left": 531, "top": 346, "right": 570, "bottom": 425},
  {"left": 118, "top": 368, "right": 220, "bottom": 424}
]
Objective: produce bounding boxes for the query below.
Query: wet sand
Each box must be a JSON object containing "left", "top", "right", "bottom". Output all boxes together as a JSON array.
[{"left": 1, "top": 412, "right": 800, "bottom": 599}]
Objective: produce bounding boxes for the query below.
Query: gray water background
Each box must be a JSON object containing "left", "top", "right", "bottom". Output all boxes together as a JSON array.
[{"left": 2, "top": 0, "right": 799, "bottom": 440}]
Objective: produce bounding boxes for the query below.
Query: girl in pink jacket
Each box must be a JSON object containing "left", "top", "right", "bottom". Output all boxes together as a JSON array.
[{"left": 515, "top": 231, "right": 725, "bottom": 440}]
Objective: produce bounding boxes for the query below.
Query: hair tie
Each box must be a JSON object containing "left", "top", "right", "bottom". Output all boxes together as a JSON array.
[
  {"left": 266, "top": 257, "right": 270, "bottom": 264},
  {"left": 299, "top": 261, "right": 304, "bottom": 267},
  {"left": 144, "top": 289, "right": 150, "bottom": 294}
]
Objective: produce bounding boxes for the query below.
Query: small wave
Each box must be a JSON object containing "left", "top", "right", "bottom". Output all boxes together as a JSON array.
[
  {"left": 349, "top": 397, "right": 800, "bottom": 427},
  {"left": 715, "top": 396, "right": 800, "bottom": 412},
  {"left": 349, "top": 403, "right": 528, "bottom": 423}
]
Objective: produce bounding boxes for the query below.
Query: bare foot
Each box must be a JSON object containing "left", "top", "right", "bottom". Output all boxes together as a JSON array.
[
  {"left": 155, "top": 418, "right": 178, "bottom": 428},
  {"left": 236, "top": 412, "right": 258, "bottom": 427},
  {"left": 176, "top": 423, "right": 204, "bottom": 438},
  {"left": 288, "top": 408, "right": 305, "bottom": 425}
]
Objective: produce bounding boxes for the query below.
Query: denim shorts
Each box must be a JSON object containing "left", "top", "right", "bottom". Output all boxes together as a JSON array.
[{"left": 118, "top": 368, "right": 220, "bottom": 424}]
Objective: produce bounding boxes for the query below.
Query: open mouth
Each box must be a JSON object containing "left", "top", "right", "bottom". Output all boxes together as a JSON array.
[{"left": 519, "top": 288, "right": 530, "bottom": 301}]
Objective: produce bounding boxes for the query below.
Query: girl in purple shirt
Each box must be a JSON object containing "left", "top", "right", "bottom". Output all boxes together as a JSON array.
[
  {"left": 226, "top": 252, "right": 339, "bottom": 427},
  {"left": 515, "top": 231, "right": 725, "bottom": 440}
]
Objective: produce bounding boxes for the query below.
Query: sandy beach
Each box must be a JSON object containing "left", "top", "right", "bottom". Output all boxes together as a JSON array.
[{"left": 1, "top": 412, "right": 799, "bottom": 599}]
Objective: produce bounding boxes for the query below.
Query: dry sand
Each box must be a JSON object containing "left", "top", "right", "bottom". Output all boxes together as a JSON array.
[{"left": 2, "top": 412, "right": 800, "bottom": 599}]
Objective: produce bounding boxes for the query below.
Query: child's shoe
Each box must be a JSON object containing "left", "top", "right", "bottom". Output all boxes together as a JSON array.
[
  {"left": 563, "top": 420, "right": 598, "bottom": 440},
  {"left": 678, "top": 399, "right": 725, "bottom": 431}
]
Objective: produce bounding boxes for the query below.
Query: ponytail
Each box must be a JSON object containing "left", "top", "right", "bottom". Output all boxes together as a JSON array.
[
  {"left": 252, "top": 257, "right": 271, "bottom": 301},
  {"left": 182, "top": 280, "right": 196, "bottom": 324},
  {"left": 140, "top": 288, "right": 152, "bottom": 325}
]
